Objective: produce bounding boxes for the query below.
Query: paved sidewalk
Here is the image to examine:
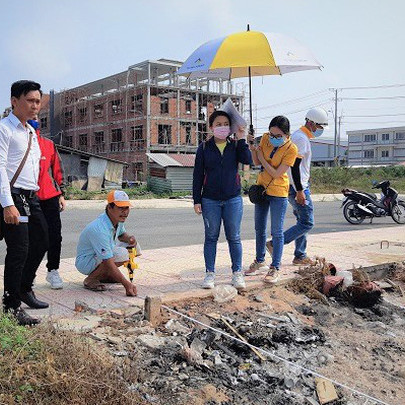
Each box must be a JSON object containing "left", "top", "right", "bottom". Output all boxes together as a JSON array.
[{"left": 1, "top": 225, "right": 404, "bottom": 320}]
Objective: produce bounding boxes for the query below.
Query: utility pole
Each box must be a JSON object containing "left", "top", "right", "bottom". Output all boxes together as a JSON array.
[
  {"left": 337, "top": 115, "right": 342, "bottom": 166},
  {"left": 333, "top": 88, "right": 338, "bottom": 165}
]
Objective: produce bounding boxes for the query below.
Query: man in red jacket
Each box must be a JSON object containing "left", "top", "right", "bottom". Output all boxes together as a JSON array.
[{"left": 28, "top": 119, "right": 65, "bottom": 289}]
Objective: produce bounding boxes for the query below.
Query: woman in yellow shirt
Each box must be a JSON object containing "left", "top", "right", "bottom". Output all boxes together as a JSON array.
[{"left": 245, "top": 116, "right": 298, "bottom": 283}]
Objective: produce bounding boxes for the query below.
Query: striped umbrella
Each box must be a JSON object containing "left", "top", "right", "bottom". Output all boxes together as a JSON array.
[{"left": 177, "top": 27, "right": 322, "bottom": 133}]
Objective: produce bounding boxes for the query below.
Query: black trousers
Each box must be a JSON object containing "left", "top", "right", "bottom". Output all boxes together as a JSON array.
[
  {"left": 1, "top": 194, "right": 49, "bottom": 310},
  {"left": 40, "top": 196, "right": 62, "bottom": 271}
]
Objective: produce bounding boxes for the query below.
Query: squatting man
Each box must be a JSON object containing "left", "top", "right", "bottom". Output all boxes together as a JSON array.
[{"left": 75, "top": 190, "right": 138, "bottom": 296}]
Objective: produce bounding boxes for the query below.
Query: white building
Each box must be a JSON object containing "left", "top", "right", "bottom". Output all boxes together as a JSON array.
[
  {"left": 347, "top": 126, "right": 405, "bottom": 166},
  {"left": 311, "top": 138, "right": 348, "bottom": 167}
]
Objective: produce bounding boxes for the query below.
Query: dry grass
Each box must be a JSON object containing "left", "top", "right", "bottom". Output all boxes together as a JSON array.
[
  {"left": 0, "top": 315, "right": 145, "bottom": 405},
  {"left": 393, "top": 262, "right": 405, "bottom": 283},
  {"left": 288, "top": 257, "right": 333, "bottom": 304},
  {"left": 352, "top": 267, "right": 371, "bottom": 284}
]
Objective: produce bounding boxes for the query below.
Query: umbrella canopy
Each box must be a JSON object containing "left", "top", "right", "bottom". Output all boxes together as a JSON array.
[{"left": 177, "top": 30, "right": 322, "bottom": 79}]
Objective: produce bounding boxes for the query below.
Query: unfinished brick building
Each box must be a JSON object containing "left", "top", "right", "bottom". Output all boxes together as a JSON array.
[{"left": 39, "top": 59, "right": 244, "bottom": 182}]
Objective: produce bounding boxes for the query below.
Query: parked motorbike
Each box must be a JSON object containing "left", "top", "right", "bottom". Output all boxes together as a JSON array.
[{"left": 341, "top": 180, "right": 405, "bottom": 224}]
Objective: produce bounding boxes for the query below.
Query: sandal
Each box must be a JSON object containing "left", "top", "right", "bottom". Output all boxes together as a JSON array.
[{"left": 84, "top": 279, "right": 106, "bottom": 292}]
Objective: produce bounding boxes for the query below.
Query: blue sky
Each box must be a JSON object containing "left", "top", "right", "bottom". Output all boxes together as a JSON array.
[{"left": 1, "top": 0, "right": 404, "bottom": 139}]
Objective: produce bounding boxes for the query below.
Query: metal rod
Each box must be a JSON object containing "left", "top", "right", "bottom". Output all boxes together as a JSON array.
[
  {"left": 334, "top": 88, "right": 338, "bottom": 164},
  {"left": 247, "top": 24, "right": 254, "bottom": 137}
]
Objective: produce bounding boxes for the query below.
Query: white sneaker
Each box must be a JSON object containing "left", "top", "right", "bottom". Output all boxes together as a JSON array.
[
  {"left": 202, "top": 272, "right": 215, "bottom": 289},
  {"left": 232, "top": 272, "right": 246, "bottom": 290},
  {"left": 46, "top": 269, "right": 63, "bottom": 289}
]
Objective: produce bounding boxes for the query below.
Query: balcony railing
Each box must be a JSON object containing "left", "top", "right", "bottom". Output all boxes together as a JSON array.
[
  {"left": 129, "top": 140, "right": 146, "bottom": 151},
  {"left": 92, "top": 144, "right": 105, "bottom": 153},
  {"left": 110, "top": 142, "right": 125, "bottom": 152}
]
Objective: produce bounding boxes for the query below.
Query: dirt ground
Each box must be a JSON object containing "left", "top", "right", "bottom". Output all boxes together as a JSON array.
[{"left": 83, "top": 282, "right": 405, "bottom": 405}]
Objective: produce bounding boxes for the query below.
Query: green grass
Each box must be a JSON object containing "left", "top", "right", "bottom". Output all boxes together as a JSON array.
[
  {"left": 310, "top": 166, "right": 405, "bottom": 194},
  {"left": 0, "top": 314, "right": 41, "bottom": 356},
  {"left": 242, "top": 166, "right": 405, "bottom": 195},
  {"left": 65, "top": 166, "right": 405, "bottom": 200},
  {"left": 65, "top": 184, "right": 191, "bottom": 200}
]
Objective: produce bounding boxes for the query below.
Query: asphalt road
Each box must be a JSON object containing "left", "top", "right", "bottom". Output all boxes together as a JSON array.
[{"left": 0, "top": 200, "right": 400, "bottom": 264}]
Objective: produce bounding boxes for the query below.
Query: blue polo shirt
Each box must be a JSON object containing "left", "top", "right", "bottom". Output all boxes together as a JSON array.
[{"left": 75, "top": 212, "right": 126, "bottom": 274}]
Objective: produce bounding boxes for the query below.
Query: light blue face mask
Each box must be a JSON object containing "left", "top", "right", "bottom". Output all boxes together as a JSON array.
[
  {"left": 313, "top": 128, "right": 324, "bottom": 137},
  {"left": 270, "top": 137, "right": 285, "bottom": 147}
]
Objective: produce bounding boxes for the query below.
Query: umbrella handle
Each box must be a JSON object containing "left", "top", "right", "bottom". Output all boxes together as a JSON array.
[
  {"left": 248, "top": 62, "right": 254, "bottom": 144},
  {"left": 248, "top": 124, "right": 255, "bottom": 145}
]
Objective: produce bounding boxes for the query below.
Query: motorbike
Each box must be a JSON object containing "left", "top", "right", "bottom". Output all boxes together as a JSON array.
[{"left": 341, "top": 180, "right": 405, "bottom": 224}]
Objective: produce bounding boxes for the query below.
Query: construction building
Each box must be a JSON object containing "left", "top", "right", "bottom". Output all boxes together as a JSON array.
[{"left": 38, "top": 59, "right": 244, "bottom": 182}]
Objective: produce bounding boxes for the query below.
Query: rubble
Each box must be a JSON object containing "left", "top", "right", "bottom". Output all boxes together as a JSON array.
[
  {"left": 68, "top": 272, "right": 405, "bottom": 405},
  {"left": 55, "top": 315, "right": 103, "bottom": 332}
]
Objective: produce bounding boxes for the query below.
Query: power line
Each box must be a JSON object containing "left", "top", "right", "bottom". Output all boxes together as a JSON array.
[
  {"left": 335, "top": 104, "right": 405, "bottom": 112},
  {"left": 342, "top": 120, "right": 405, "bottom": 124},
  {"left": 255, "top": 90, "right": 329, "bottom": 111},
  {"left": 344, "top": 113, "right": 405, "bottom": 118},
  {"left": 340, "top": 96, "right": 405, "bottom": 101},
  {"left": 257, "top": 99, "right": 332, "bottom": 121},
  {"left": 337, "top": 83, "right": 405, "bottom": 91}
]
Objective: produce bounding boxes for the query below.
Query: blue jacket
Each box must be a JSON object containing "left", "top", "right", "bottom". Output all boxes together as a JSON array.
[{"left": 193, "top": 137, "right": 252, "bottom": 204}]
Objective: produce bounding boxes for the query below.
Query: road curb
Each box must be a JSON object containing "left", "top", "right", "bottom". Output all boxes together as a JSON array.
[{"left": 65, "top": 194, "right": 344, "bottom": 210}]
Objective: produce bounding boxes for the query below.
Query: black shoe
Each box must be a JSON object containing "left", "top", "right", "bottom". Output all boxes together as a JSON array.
[
  {"left": 7, "top": 307, "right": 40, "bottom": 326},
  {"left": 20, "top": 291, "right": 49, "bottom": 309}
]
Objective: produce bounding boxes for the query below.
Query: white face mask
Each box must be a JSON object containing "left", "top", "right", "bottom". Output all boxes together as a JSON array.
[{"left": 213, "top": 126, "right": 230, "bottom": 139}]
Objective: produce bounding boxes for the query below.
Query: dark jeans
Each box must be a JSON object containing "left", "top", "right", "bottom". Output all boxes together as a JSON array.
[
  {"left": 1, "top": 194, "right": 49, "bottom": 310},
  {"left": 284, "top": 186, "right": 314, "bottom": 259},
  {"left": 254, "top": 195, "right": 288, "bottom": 269},
  {"left": 201, "top": 196, "right": 243, "bottom": 273},
  {"left": 40, "top": 196, "right": 62, "bottom": 271}
]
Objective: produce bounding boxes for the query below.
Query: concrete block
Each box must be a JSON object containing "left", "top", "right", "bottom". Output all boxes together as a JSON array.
[{"left": 144, "top": 296, "right": 162, "bottom": 326}]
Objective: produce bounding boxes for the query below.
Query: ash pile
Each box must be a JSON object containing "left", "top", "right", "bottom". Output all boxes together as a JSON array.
[
  {"left": 127, "top": 308, "right": 343, "bottom": 405},
  {"left": 80, "top": 261, "right": 405, "bottom": 405}
]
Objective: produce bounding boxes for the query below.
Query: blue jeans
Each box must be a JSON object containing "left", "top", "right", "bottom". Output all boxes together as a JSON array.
[
  {"left": 283, "top": 186, "right": 314, "bottom": 259},
  {"left": 202, "top": 196, "right": 243, "bottom": 273},
  {"left": 254, "top": 195, "right": 288, "bottom": 269}
]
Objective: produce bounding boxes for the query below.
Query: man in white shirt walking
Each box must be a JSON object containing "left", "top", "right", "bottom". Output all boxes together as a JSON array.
[
  {"left": 266, "top": 108, "right": 328, "bottom": 265},
  {"left": 0, "top": 80, "right": 49, "bottom": 325}
]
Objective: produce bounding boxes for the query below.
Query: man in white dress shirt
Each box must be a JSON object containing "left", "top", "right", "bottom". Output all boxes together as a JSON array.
[{"left": 0, "top": 80, "right": 49, "bottom": 325}]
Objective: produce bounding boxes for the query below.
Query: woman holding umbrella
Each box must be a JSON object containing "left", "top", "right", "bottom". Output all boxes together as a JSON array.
[
  {"left": 245, "top": 116, "right": 298, "bottom": 283},
  {"left": 193, "top": 110, "right": 252, "bottom": 291}
]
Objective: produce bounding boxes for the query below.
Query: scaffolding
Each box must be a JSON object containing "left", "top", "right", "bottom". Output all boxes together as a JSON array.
[{"left": 41, "top": 59, "right": 244, "bottom": 181}]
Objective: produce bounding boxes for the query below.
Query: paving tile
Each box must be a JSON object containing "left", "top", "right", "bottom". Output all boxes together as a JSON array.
[{"left": 1, "top": 225, "right": 404, "bottom": 320}]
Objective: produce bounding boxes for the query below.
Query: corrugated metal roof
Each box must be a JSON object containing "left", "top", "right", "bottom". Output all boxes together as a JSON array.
[
  {"left": 146, "top": 153, "right": 195, "bottom": 167},
  {"left": 56, "top": 144, "right": 128, "bottom": 165},
  {"left": 170, "top": 154, "right": 195, "bottom": 167}
]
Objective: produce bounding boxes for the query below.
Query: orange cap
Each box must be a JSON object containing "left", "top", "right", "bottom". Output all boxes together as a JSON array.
[{"left": 107, "top": 190, "right": 132, "bottom": 207}]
